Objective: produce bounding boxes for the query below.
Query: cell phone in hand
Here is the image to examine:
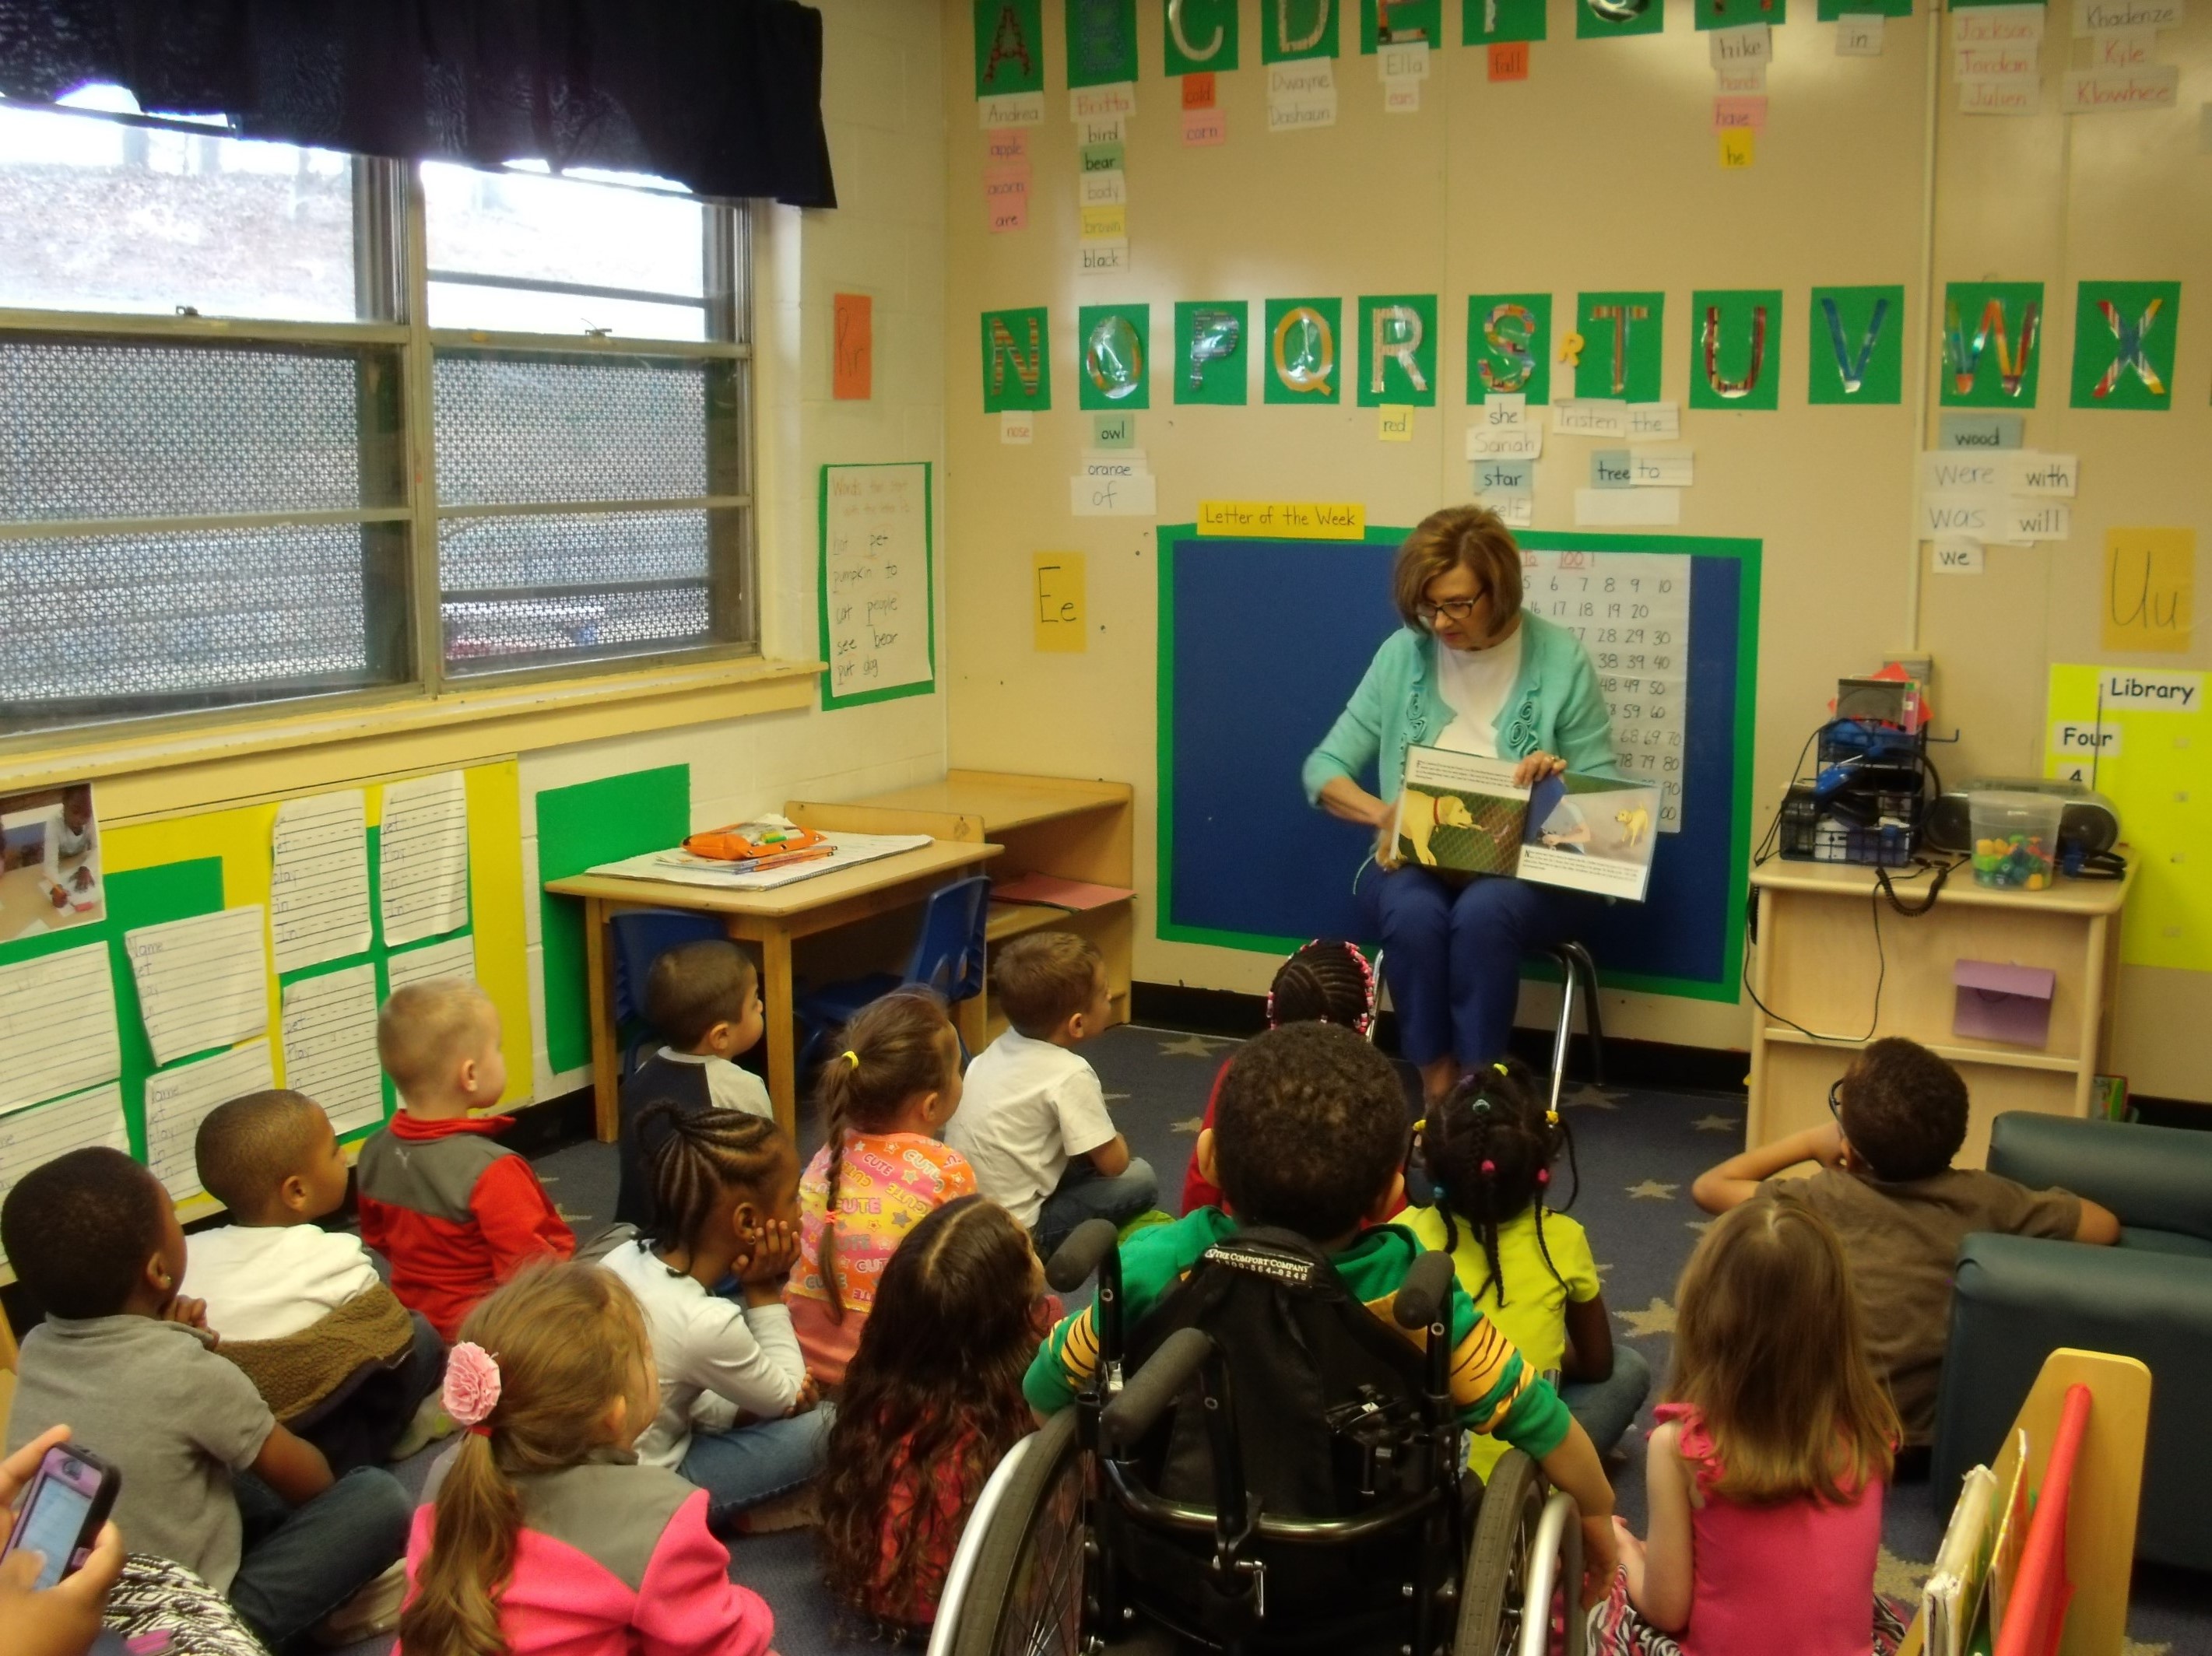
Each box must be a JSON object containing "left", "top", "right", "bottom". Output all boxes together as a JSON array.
[{"left": 4, "top": 1444, "right": 121, "bottom": 1591}]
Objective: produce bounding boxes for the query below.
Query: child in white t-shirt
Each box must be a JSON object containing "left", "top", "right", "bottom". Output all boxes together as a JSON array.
[{"left": 946, "top": 934, "right": 1157, "bottom": 1258}]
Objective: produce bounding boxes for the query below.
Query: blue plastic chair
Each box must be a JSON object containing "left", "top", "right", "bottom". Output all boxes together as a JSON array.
[
  {"left": 609, "top": 908, "right": 729, "bottom": 1078},
  {"left": 794, "top": 875, "right": 995, "bottom": 1075}
]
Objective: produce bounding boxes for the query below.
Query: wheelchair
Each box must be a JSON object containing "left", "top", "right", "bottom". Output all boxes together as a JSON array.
[{"left": 931, "top": 1219, "right": 1586, "bottom": 1656}]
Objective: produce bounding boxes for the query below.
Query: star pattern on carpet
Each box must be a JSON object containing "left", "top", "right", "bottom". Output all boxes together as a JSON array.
[
  {"left": 1873, "top": 1547, "right": 1930, "bottom": 1599},
  {"left": 2123, "top": 1641, "right": 2173, "bottom": 1656},
  {"left": 1626, "top": 1179, "right": 1679, "bottom": 1201},
  {"left": 1615, "top": 1297, "right": 1676, "bottom": 1338},
  {"left": 1691, "top": 1114, "right": 1740, "bottom": 1132},
  {"left": 1158, "top": 1033, "right": 1233, "bottom": 1058},
  {"left": 1171, "top": 1115, "right": 1206, "bottom": 1135},
  {"left": 1562, "top": 1083, "right": 1624, "bottom": 1110},
  {"left": 1594, "top": 1261, "right": 1613, "bottom": 1281},
  {"left": 1685, "top": 1219, "right": 1714, "bottom": 1234}
]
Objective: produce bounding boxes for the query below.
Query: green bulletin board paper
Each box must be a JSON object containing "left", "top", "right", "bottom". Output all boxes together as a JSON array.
[
  {"left": 1264, "top": 297, "right": 1345, "bottom": 405},
  {"left": 1464, "top": 0, "right": 1548, "bottom": 42},
  {"left": 975, "top": 0, "right": 1046, "bottom": 97},
  {"left": 1690, "top": 289, "right": 1783, "bottom": 412},
  {"left": 1357, "top": 294, "right": 1440, "bottom": 407},
  {"left": 1941, "top": 281, "right": 2045, "bottom": 409},
  {"left": 1575, "top": 291, "right": 1666, "bottom": 401},
  {"left": 1164, "top": 0, "right": 1240, "bottom": 72},
  {"left": 535, "top": 767, "right": 691, "bottom": 1075},
  {"left": 1262, "top": 0, "right": 1340, "bottom": 60},
  {"left": 2070, "top": 280, "right": 2180, "bottom": 411},
  {"left": 981, "top": 307, "right": 1052, "bottom": 413},
  {"left": 105, "top": 859, "right": 226, "bottom": 1159},
  {"left": 1697, "top": 0, "right": 1786, "bottom": 27},
  {"left": 1578, "top": 0, "right": 1666, "bottom": 40},
  {"left": 1817, "top": 0, "right": 1910, "bottom": 15},
  {"left": 1361, "top": 0, "right": 1444, "bottom": 51},
  {"left": 1067, "top": 0, "right": 1140, "bottom": 88},
  {"left": 1808, "top": 285, "right": 1905, "bottom": 405},
  {"left": 1175, "top": 300, "right": 1250, "bottom": 405},
  {"left": 1079, "top": 303, "right": 1151, "bottom": 411},
  {"left": 1469, "top": 292, "right": 1553, "bottom": 405}
]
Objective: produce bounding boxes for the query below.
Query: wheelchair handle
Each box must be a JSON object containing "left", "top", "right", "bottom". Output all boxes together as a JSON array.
[
  {"left": 1394, "top": 1250, "right": 1456, "bottom": 1331},
  {"left": 1101, "top": 1325, "right": 1216, "bottom": 1449},
  {"left": 1046, "top": 1218, "right": 1120, "bottom": 1293}
]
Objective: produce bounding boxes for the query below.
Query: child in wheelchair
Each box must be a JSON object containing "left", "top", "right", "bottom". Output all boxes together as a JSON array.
[{"left": 1024, "top": 1022, "right": 1620, "bottom": 1641}]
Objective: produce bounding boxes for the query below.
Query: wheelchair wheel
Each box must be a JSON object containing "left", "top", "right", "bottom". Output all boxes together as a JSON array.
[
  {"left": 941, "top": 1409, "right": 1089, "bottom": 1656},
  {"left": 1453, "top": 1451, "right": 1585, "bottom": 1656}
]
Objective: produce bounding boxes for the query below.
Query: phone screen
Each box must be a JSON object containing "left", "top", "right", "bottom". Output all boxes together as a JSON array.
[{"left": 10, "top": 1470, "right": 94, "bottom": 1591}]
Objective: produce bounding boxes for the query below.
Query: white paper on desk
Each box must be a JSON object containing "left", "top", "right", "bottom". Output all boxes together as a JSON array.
[
  {"left": 380, "top": 772, "right": 470, "bottom": 948},
  {"left": 0, "top": 943, "right": 121, "bottom": 1114},
  {"left": 0, "top": 1083, "right": 128, "bottom": 1265},
  {"left": 1575, "top": 488, "right": 1681, "bottom": 528},
  {"left": 384, "top": 934, "right": 477, "bottom": 995},
  {"left": 283, "top": 964, "right": 385, "bottom": 1135},
  {"left": 587, "top": 833, "right": 936, "bottom": 892},
  {"left": 125, "top": 907, "right": 269, "bottom": 1067},
  {"left": 144, "top": 1040, "right": 276, "bottom": 1201},
  {"left": 271, "top": 791, "right": 370, "bottom": 974}
]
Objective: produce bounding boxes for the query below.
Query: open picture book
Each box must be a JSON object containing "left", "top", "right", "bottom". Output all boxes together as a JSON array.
[{"left": 1392, "top": 746, "right": 1659, "bottom": 902}]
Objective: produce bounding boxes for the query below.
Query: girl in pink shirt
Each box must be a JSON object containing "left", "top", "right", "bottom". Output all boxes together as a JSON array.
[
  {"left": 397, "top": 1262, "right": 774, "bottom": 1656},
  {"left": 1596, "top": 1191, "right": 1908, "bottom": 1656}
]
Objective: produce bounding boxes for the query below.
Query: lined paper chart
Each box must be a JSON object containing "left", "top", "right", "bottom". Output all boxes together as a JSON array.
[
  {"left": 271, "top": 791, "right": 370, "bottom": 974},
  {"left": 0, "top": 942, "right": 123, "bottom": 1114},
  {"left": 143, "top": 1040, "right": 276, "bottom": 1202},
  {"left": 282, "top": 965, "right": 384, "bottom": 1135},
  {"left": 124, "top": 906, "right": 270, "bottom": 1066},
  {"left": 0, "top": 1083, "right": 128, "bottom": 1265},
  {"left": 384, "top": 934, "right": 476, "bottom": 995},
  {"left": 1520, "top": 550, "right": 1694, "bottom": 833},
  {"left": 380, "top": 773, "right": 470, "bottom": 947}
]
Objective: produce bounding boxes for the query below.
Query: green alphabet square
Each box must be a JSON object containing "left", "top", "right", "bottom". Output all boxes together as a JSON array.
[
  {"left": 2070, "top": 279, "right": 2180, "bottom": 411},
  {"left": 1361, "top": 0, "right": 1444, "bottom": 51},
  {"left": 1078, "top": 303, "right": 1151, "bottom": 411},
  {"left": 1174, "top": 300, "right": 1250, "bottom": 405},
  {"left": 1263, "top": 297, "right": 1345, "bottom": 404},
  {"left": 1941, "top": 281, "right": 2045, "bottom": 409},
  {"left": 1067, "top": 0, "right": 1140, "bottom": 89},
  {"left": 1262, "top": 0, "right": 1340, "bottom": 61},
  {"left": 1574, "top": 291, "right": 1665, "bottom": 401},
  {"left": 1807, "top": 286, "right": 1905, "bottom": 405},
  {"left": 1163, "top": 0, "right": 1240, "bottom": 72},
  {"left": 1691, "top": 289, "right": 1783, "bottom": 411},
  {"left": 1463, "top": 0, "right": 1549, "bottom": 42},
  {"left": 975, "top": 0, "right": 1046, "bottom": 97},
  {"left": 1578, "top": 0, "right": 1665, "bottom": 40},
  {"left": 1469, "top": 293, "right": 1553, "bottom": 405},
  {"left": 1358, "top": 294, "right": 1440, "bottom": 407},
  {"left": 1697, "top": 0, "right": 1786, "bottom": 27},
  {"left": 980, "top": 306, "right": 1052, "bottom": 412}
]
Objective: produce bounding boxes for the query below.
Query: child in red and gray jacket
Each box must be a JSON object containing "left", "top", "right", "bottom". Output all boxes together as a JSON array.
[{"left": 358, "top": 981, "right": 574, "bottom": 1342}]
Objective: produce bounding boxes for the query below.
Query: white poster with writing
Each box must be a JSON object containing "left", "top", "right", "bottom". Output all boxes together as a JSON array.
[
  {"left": 819, "top": 462, "right": 936, "bottom": 709},
  {"left": 1519, "top": 550, "right": 1694, "bottom": 833}
]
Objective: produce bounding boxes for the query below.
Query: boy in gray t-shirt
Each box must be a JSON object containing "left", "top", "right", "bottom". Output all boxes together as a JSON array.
[{"left": 2, "top": 1149, "right": 412, "bottom": 1647}]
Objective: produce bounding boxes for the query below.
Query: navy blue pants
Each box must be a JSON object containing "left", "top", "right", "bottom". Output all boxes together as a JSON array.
[{"left": 1357, "top": 863, "right": 1584, "bottom": 1070}]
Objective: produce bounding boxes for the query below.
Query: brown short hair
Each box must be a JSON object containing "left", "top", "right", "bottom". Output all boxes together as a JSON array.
[
  {"left": 1838, "top": 1037, "right": 1969, "bottom": 1181},
  {"left": 1391, "top": 505, "right": 1525, "bottom": 629},
  {"left": 645, "top": 939, "right": 758, "bottom": 1050},
  {"left": 993, "top": 932, "right": 1103, "bottom": 1037},
  {"left": 195, "top": 1089, "right": 325, "bottom": 1215},
  {"left": 377, "top": 978, "right": 495, "bottom": 1096}
]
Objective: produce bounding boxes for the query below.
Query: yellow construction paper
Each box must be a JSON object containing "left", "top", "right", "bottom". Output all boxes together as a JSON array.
[
  {"left": 1378, "top": 405, "right": 1414, "bottom": 440},
  {"left": 1719, "top": 128, "right": 1756, "bottom": 169},
  {"left": 2101, "top": 527, "right": 2195, "bottom": 654},
  {"left": 1033, "top": 552, "right": 1087, "bottom": 651},
  {"left": 1079, "top": 203, "right": 1127, "bottom": 241},
  {"left": 1196, "top": 500, "right": 1366, "bottom": 539}
]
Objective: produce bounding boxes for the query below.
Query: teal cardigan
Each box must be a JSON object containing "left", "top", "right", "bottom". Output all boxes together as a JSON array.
[{"left": 1301, "top": 612, "right": 1622, "bottom": 805}]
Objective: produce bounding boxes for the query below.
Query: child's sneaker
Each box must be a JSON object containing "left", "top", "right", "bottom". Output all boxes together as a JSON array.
[
  {"left": 389, "top": 1391, "right": 455, "bottom": 1461},
  {"left": 311, "top": 1558, "right": 408, "bottom": 1645}
]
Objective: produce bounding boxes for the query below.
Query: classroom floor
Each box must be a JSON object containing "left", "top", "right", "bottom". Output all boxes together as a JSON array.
[{"left": 339, "top": 1024, "right": 2212, "bottom": 1656}]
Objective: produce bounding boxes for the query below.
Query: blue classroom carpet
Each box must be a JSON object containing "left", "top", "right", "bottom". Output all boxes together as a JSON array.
[{"left": 339, "top": 1023, "right": 2210, "bottom": 1656}]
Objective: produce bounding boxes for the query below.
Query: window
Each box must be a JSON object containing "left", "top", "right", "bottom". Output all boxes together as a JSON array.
[{"left": 0, "top": 97, "right": 755, "bottom": 740}]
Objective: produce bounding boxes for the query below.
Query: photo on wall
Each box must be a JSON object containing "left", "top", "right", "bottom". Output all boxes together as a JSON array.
[{"left": 0, "top": 781, "right": 104, "bottom": 942}]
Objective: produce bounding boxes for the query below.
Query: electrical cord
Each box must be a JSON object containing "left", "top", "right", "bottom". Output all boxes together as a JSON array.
[{"left": 1739, "top": 854, "right": 1960, "bottom": 1044}]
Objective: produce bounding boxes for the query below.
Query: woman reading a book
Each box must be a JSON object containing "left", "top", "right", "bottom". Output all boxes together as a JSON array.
[{"left": 1302, "top": 505, "right": 1620, "bottom": 1105}]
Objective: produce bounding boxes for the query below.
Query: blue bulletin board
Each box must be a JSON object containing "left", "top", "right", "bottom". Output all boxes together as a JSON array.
[{"left": 1157, "top": 528, "right": 1761, "bottom": 1001}]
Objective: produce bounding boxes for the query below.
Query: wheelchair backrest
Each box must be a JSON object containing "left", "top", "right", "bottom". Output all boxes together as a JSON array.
[{"left": 1124, "top": 1226, "right": 1434, "bottom": 1521}]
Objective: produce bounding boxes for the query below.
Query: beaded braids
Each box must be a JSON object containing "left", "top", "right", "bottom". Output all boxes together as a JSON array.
[
  {"left": 1266, "top": 939, "right": 1377, "bottom": 1034},
  {"left": 637, "top": 1099, "right": 792, "bottom": 1256},
  {"left": 813, "top": 988, "right": 960, "bottom": 1320},
  {"left": 1418, "top": 1056, "right": 1576, "bottom": 1310}
]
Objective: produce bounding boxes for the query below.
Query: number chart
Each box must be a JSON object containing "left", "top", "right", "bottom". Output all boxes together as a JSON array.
[{"left": 1519, "top": 549, "right": 1691, "bottom": 832}]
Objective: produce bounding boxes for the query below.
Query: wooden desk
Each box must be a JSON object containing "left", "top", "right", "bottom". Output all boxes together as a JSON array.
[
  {"left": 1746, "top": 861, "right": 2133, "bottom": 1169},
  {"left": 545, "top": 838, "right": 999, "bottom": 1141},
  {"left": 788, "top": 770, "right": 1135, "bottom": 1043}
]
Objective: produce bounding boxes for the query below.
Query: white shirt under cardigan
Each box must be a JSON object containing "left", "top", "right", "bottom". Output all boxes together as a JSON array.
[
  {"left": 1431, "top": 628, "right": 1525, "bottom": 758},
  {"left": 185, "top": 1223, "right": 386, "bottom": 1342},
  {"left": 599, "top": 1238, "right": 806, "bottom": 1469},
  {"left": 944, "top": 1028, "right": 1119, "bottom": 1230}
]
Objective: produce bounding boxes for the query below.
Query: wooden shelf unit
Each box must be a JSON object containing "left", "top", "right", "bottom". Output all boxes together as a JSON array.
[
  {"left": 1745, "top": 860, "right": 2132, "bottom": 1170},
  {"left": 788, "top": 770, "right": 1135, "bottom": 1044}
]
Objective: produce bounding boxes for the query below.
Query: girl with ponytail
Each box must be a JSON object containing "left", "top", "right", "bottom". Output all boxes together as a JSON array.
[
  {"left": 600, "top": 1103, "right": 827, "bottom": 1530},
  {"left": 1407, "top": 1057, "right": 1648, "bottom": 1478},
  {"left": 786, "top": 988, "right": 973, "bottom": 1384},
  {"left": 397, "top": 1261, "right": 773, "bottom": 1656}
]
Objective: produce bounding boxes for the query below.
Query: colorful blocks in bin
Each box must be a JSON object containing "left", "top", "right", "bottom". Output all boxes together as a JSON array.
[{"left": 1972, "top": 833, "right": 2056, "bottom": 892}]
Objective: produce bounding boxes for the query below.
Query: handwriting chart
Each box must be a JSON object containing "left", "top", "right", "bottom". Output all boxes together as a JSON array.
[
  {"left": 818, "top": 463, "right": 935, "bottom": 709},
  {"left": 1519, "top": 550, "right": 1694, "bottom": 831}
]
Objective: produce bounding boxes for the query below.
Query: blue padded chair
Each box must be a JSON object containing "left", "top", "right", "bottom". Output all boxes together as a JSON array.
[
  {"left": 795, "top": 875, "right": 995, "bottom": 1076},
  {"left": 609, "top": 908, "right": 729, "bottom": 1078}
]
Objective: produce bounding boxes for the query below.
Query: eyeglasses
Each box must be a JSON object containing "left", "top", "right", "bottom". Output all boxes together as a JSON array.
[
  {"left": 1417, "top": 595, "right": 1485, "bottom": 624},
  {"left": 1828, "top": 1078, "right": 1846, "bottom": 1120}
]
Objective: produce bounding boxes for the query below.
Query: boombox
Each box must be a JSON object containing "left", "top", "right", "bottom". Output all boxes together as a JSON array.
[{"left": 1924, "top": 778, "right": 2122, "bottom": 858}]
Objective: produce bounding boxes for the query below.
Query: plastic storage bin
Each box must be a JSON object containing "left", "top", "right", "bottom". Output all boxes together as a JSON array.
[{"left": 1970, "top": 791, "right": 2063, "bottom": 890}]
